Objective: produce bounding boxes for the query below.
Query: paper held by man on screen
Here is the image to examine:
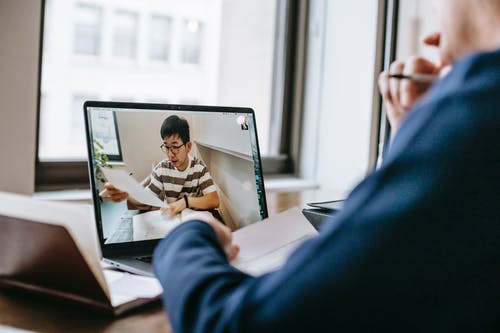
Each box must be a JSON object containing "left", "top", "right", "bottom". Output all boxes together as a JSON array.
[
  {"left": 101, "top": 168, "right": 163, "bottom": 207},
  {"left": 230, "top": 207, "right": 318, "bottom": 276}
]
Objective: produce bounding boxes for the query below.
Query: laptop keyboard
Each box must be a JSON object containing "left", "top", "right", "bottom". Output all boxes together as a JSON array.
[{"left": 136, "top": 255, "right": 153, "bottom": 263}]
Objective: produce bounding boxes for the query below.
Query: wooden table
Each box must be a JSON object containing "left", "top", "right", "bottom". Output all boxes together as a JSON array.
[{"left": 0, "top": 190, "right": 342, "bottom": 333}]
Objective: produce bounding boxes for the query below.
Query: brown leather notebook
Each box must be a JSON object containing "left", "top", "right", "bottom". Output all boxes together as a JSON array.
[{"left": 0, "top": 192, "right": 162, "bottom": 316}]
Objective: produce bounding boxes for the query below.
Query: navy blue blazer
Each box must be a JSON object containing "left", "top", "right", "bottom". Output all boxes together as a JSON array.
[{"left": 153, "top": 49, "right": 500, "bottom": 332}]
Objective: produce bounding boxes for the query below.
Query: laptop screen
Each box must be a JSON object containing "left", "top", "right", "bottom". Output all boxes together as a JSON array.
[{"left": 84, "top": 102, "right": 268, "bottom": 249}]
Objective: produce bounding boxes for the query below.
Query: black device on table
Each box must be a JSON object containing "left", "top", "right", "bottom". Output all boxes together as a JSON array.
[{"left": 302, "top": 199, "right": 344, "bottom": 230}]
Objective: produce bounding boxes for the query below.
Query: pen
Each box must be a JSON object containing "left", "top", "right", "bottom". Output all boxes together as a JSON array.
[{"left": 389, "top": 73, "right": 438, "bottom": 84}]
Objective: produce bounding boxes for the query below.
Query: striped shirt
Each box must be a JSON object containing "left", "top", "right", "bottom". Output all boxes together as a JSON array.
[{"left": 147, "top": 155, "right": 217, "bottom": 203}]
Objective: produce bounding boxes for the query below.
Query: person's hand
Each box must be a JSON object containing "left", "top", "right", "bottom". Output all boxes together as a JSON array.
[
  {"left": 378, "top": 32, "right": 445, "bottom": 133},
  {"left": 167, "top": 199, "right": 186, "bottom": 216},
  {"left": 104, "top": 183, "right": 129, "bottom": 202},
  {"left": 159, "top": 199, "right": 187, "bottom": 219},
  {"left": 184, "top": 211, "right": 240, "bottom": 261}
]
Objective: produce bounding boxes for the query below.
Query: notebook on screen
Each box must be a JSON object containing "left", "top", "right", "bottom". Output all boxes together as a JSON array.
[{"left": 84, "top": 101, "right": 268, "bottom": 276}]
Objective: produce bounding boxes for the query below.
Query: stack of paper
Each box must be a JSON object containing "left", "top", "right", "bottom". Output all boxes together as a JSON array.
[{"left": 132, "top": 208, "right": 206, "bottom": 241}]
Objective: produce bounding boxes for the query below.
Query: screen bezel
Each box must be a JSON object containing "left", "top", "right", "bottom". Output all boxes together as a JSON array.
[{"left": 84, "top": 100, "right": 268, "bottom": 256}]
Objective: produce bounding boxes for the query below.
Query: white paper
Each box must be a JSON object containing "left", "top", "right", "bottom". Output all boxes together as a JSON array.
[
  {"left": 101, "top": 168, "right": 163, "bottom": 207},
  {"left": 231, "top": 207, "right": 318, "bottom": 276},
  {"left": 0, "top": 192, "right": 109, "bottom": 297},
  {"left": 133, "top": 210, "right": 182, "bottom": 241},
  {"left": 104, "top": 269, "right": 163, "bottom": 307},
  {"left": 133, "top": 208, "right": 205, "bottom": 241}
]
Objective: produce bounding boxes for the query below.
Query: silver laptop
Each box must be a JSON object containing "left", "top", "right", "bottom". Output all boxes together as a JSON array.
[{"left": 84, "top": 101, "right": 268, "bottom": 276}]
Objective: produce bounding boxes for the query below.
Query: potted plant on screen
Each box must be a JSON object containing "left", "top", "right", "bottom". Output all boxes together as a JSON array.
[{"left": 93, "top": 139, "right": 112, "bottom": 190}]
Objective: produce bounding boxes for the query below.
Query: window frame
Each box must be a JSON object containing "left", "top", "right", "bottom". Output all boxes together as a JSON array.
[
  {"left": 262, "top": 0, "right": 307, "bottom": 175},
  {"left": 373, "top": 0, "right": 400, "bottom": 166}
]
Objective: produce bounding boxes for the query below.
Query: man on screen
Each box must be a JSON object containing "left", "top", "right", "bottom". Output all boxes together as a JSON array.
[{"left": 105, "top": 115, "right": 220, "bottom": 216}]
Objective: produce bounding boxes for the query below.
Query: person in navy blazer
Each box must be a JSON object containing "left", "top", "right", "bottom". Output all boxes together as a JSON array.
[{"left": 153, "top": 0, "right": 500, "bottom": 331}]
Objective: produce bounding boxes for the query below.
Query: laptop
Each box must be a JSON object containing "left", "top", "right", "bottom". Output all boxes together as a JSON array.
[{"left": 84, "top": 101, "right": 268, "bottom": 276}]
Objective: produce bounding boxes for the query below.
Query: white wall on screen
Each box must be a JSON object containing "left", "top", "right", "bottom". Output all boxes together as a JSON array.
[
  {"left": 190, "top": 113, "right": 252, "bottom": 157},
  {"left": 196, "top": 144, "right": 259, "bottom": 229},
  {"left": 112, "top": 111, "right": 257, "bottom": 229}
]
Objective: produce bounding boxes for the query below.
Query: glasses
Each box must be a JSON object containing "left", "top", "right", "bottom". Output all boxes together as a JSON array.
[{"left": 160, "top": 143, "right": 185, "bottom": 154}]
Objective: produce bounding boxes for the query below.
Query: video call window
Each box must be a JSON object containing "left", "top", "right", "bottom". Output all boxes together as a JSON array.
[{"left": 87, "top": 107, "right": 265, "bottom": 245}]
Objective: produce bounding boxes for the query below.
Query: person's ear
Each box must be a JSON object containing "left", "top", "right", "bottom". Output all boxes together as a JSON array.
[{"left": 186, "top": 141, "right": 192, "bottom": 152}]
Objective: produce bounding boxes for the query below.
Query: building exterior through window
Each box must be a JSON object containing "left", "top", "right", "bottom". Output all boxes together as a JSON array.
[{"left": 39, "top": 0, "right": 282, "bottom": 160}]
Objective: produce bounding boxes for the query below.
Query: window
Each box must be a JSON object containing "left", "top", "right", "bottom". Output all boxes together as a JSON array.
[
  {"left": 74, "top": 3, "right": 102, "bottom": 55},
  {"left": 180, "top": 19, "right": 203, "bottom": 65},
  {"left": 112, "top": 10, "right": 138, "bottom": 59},
  {"left": 149, "top": 15, "right": 172, "bottom": 62},
  {"left": 36, "top": 0, "right": 306, "bottom": 189},
  {"left": 299, "top": 0, "right": 388, "bottom": 193},
  {"left": 38, "top": 93, "right": 95, "bottom": 160},
  {"left": 375, "top": 0, "right": 440, "bottom": 165},
  {"left": 36, "top": 0, "right": 412, "bottom": 194},
  {"left": 89, "top": 110, "right": 123, "bottom": 161}
]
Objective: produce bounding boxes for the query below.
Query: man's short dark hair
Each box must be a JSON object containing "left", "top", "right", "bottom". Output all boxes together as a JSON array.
[{"left": 160, "top": 115, "right": 190, "bottom": 143}]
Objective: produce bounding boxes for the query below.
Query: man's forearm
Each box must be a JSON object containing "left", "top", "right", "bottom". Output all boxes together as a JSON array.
[{"left": 188, "top": 191, "right": 219, "bottom": 210}]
